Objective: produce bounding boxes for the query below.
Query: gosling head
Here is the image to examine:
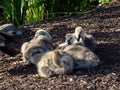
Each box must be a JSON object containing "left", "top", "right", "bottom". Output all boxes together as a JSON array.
[
  {"left": 23, "top": 46, "right": 44, "bottom": 64},
  {"left": 65, "top": 34, "right": 73, "bottom": 45},
  {"left": 52, "top": 50, "right": 62, "bottom": 68},
  {"left": 75, "top": 27, "right": 85, "bottom": 41},
  {"left": 34, "top": 29, "right": 52, "bottom": 41},
  {"left": 52, "top": 50, "right": 74, "bottom": 72},
  {"left": 57, "top": 34, "right": 73, "bottom": 49}
]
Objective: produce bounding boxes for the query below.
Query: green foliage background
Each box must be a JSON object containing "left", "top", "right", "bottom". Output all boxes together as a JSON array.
[{"left": 0, "top": 0, "right": 110, "bottom": 27}]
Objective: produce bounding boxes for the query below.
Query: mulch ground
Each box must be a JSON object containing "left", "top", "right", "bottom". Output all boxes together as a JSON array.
[{"left": 0, "top": 1, "right": 120, "bottom": 90}]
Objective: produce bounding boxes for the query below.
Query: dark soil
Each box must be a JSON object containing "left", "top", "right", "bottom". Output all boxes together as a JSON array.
[{"left": 0, "top": 1, "right": 120, "bottom": 90}]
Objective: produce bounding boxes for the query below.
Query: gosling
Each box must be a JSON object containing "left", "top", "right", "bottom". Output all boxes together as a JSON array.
[
  {"left": 21, "top": 30, "right": 53, "bottom": 64},
  {"left": 74, "top": 27, "right": 96, "bottom": 51},
  {"left": 33, "top": 50, "right": 74, "bottom": 78},
  {"left": 63, "top": 43, "right": 100, "bottom": 69}
]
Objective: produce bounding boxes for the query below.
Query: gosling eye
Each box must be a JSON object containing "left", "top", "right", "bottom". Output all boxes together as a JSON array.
[
  {"left": 41, "top": 33, "right": 46, "bottom": 36},
  {"left": 31, "top": 47, "right": 43, "bottom": 56},
  {"left": 62, "top": 60, "right": 70, "bottom": 66},
  {"left": 60, "top": 56, "right": 69, "bottom": 64}
]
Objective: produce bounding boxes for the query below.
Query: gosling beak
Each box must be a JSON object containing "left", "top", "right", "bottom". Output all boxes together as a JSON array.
[
  {"left": 67, "top": 37, "right": 72, "bottom": 45},
  {"left": 77, "top": 34, "right": 81, "bottom": 41},
  {"left": 68, "top": 40, "right": 71, "bottom": 45}
]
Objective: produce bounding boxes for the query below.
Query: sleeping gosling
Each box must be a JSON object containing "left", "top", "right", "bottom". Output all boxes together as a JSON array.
[
  {"left": 63, "top": 43, "right": 100, "bottom": 69},
  {"left": 35, "top": 50, "right": 74, "bottom": 78},
  {"left": 34, "top": 29, "right": 52, "bottom": 41},
  {"left": 21, "top": 32, "right": 53, "bottom": 64}
]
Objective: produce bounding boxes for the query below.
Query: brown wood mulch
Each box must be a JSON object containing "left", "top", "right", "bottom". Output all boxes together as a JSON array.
[{"left": 0, "top": 1, "right": 120, "bottom": 90}]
